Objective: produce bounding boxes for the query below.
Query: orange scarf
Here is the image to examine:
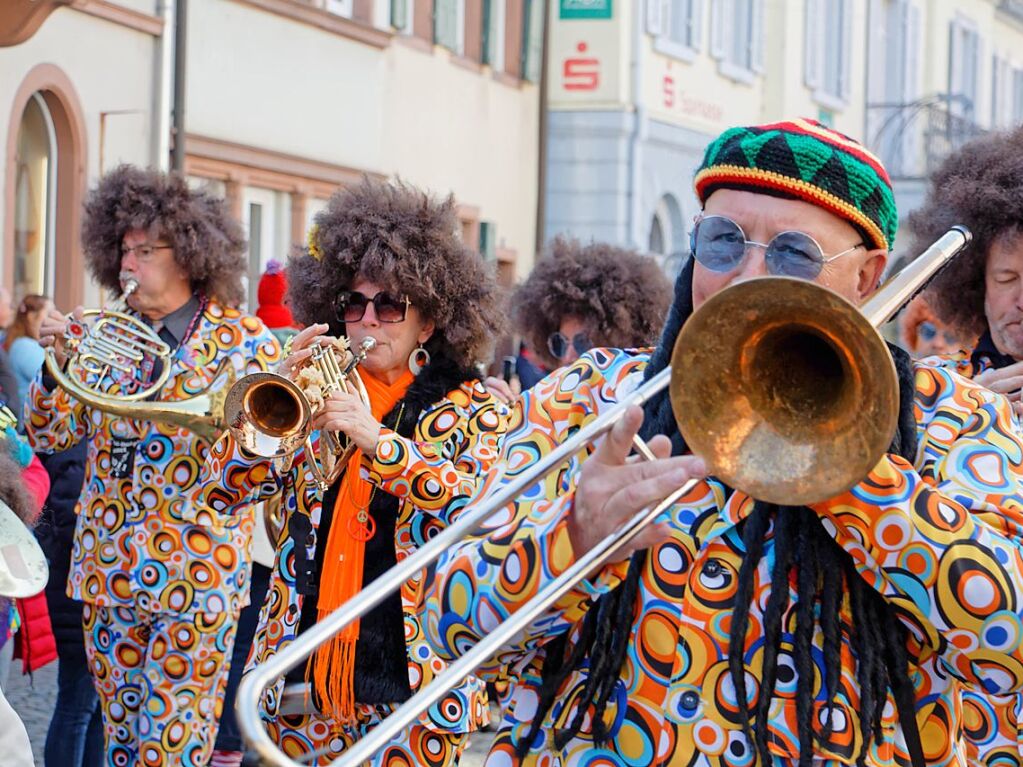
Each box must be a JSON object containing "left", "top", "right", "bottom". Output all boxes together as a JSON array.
[{"left": 310, "top": 367, "right": 415, "bottom": 722}]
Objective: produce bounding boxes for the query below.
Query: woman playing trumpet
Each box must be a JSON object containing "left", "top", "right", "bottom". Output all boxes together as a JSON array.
[{"left": 202, "top": 178, "right": 507, "bottom": 765}]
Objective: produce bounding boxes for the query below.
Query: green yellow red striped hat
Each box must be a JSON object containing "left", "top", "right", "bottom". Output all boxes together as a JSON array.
[{"left": 694, "top": 118, "right": 897, "bottom": 251}]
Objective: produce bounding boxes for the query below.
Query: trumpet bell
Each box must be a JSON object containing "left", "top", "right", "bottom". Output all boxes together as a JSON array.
[
  {"left": 224, "top": 373, "right": 312, "bottom": 459},
  {"left": 670, "top": 277, "right": 898, "bottom": 506},
  {"left": 0, "top": 500, "right": 47, "bottom": 599}
]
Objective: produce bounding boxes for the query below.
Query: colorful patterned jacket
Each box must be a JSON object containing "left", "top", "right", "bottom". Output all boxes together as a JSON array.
[
  {"left": 420, "top": 347, "right": 1023, "bottom": 767},
  {"left": 925, "top": 339, "right": 1023, "bottom": 767},
  {"left": 201, "top": 374, "right": 507, "bottom": 734},
  {"left": 25, "top": 300, "right": 280, "bottom": 615}
]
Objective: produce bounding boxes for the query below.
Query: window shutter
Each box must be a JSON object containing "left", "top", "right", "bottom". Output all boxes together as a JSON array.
[
  {"left": 479, "top": 222, "right": 496, "bottom": 261},
  {"left": 646, "top": 0, "right": 664, "bottom": 36},
  {"left": 691, "top": 0, "right": 705, "bottom": 51},
  {"left": 391, "top": 0, "right": 408, "bottom": 29},
  {"left": 522, "top": 0, "right": 543, "bottom": 82},
  {"left": 839, "top": 0, "right": 853, "bottom": 99},
  {"left": 751, "top": 0, "right": 765, "bottom": 73},
  {"left": 948, "top": 19, "right": 961, "bottom": 99},
  {"left": 435, "top": 0, "right": 456, "bottom": 49},
  {"left": 482, "top": 0, "right": 492, "bottom": 64},
  {"left": 904, "top": 1, "right": 920, "bottom": 101},
  {"left": 710, "top": 0, "right": 725, "bottom": 59},
  {"left": 805, "top": 0, "right": 822, "bottom": 88}
]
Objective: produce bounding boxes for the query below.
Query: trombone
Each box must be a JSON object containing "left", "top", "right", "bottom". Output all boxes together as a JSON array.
[{"left": 236, "top": 227, "right": 972, "bottom": 767}]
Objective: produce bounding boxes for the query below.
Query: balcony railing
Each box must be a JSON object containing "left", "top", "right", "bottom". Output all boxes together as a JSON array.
[{"left": 866, "top": 94, "right": 987, "bottom": 181}]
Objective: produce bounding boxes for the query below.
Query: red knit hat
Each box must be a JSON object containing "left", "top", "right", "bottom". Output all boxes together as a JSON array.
[{"left": 256, "top": 260, "right": 294, "bottom": 329}]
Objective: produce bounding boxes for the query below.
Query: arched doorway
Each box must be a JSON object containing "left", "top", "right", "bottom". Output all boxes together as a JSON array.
[
  {"left": 5, "top": 65, "right": 87, "bottom": 311},
  {"left": 14, "top": 93, "right": 56, "bottom": 299}
]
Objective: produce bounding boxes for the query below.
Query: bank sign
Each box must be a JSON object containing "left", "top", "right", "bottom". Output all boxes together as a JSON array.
[{"left": 560, "top": 0, "right": 613, "bottom": 19}]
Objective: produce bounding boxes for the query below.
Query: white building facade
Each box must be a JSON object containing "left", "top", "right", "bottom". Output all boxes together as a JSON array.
[
  {"left": 545, "top": 0, "right": 1023, "bottom": 270},
  {"left": 1, "top": 0, "right": 542, "bottom": 310}
]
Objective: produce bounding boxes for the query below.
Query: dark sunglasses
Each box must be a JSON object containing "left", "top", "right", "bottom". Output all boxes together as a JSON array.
[
  {"left": 690, "top": 215, "right": 864, "bottom": 280},
  {"left": 335, "top": 290, "right": 410, "bottom": 324},
  {"left": 547, "top": 331, "right": 592, "bottom": 361}
]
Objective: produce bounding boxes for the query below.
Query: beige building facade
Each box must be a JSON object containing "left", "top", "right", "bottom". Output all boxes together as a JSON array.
[
  {"left": 1, "top": 0, "right": 542, "bottom": 311},
  {"left": 545, "top": 0, "right": 1023, "bottom": 268}
]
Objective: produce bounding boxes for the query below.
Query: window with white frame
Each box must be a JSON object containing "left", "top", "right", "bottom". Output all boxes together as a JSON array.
[
  {"left": 948, "top": 15, "right": 980, "bottom": 120},
  {"left": 710, "top": 0, "right": 764, "bottom": 79},
  {"left": 325, "top": 0, "right": 354, "bottom": 17},
  {"left": 805, "top": 0, "right": 852, "bottom": 105},
  {"left": 483, "top": 0, "right": 506, "bottom": 71},
  {"left": 649, "top": 0, "right": 703, "bottom": 56},
  {"left": 435, "top": 0, "right": 466, "bottom": 55},
  {"left": 390, "top": 0, "right": 414, "bottom": 32}
]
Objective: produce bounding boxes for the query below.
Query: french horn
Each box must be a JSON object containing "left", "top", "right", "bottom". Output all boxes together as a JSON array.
[{"left": 42, "top": 273, "right": 233, "bottom": 442}]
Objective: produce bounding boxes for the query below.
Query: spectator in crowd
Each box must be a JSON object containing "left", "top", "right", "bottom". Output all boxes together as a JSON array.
[
  {"left": 5, "top": 294, "right": 52, "bottom": 404},
  {"left": 487, "top": 237, "right": 672, "bottom": 403},
  {"left": 0, "top": 443, "right": 50, "bottom": 767}
]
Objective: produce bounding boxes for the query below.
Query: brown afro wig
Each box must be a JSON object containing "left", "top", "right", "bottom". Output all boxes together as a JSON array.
[
  {"left": 288, "top": 178, "right": 504, "bottom": 369},
  {"left": 907, "top": 127, "right": 1023, "bottom": 338},
  {"left": 0, "top": 451, "right": 38, "bottom": 526},
  {"left": 81, "top": 165, "right": 246, "bottom": 306},
  {"left": 513, "top": 237, "right": 672, "bottom": 368}
]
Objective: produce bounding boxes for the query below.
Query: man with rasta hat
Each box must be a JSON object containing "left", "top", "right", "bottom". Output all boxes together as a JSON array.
[
  {"left": 30, "top": 165, "right": 281, "bottom": 766},
  {"left": 418, "top": 119, "right": 1023, "bottom": 767},
  {"left": 906, "top": 126, "right": 1023, "bottom": 767}
]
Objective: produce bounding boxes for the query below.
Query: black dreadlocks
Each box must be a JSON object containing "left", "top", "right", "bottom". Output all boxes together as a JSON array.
[{"left": 518, "top": 259, "right": 925, "bottom": 767}]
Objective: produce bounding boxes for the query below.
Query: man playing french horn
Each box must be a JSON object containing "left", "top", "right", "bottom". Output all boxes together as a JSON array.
[
  {"left": 30, "top": 165, "right": 280, "bottom": 767},
  {"left": 418, "top": 119, "right": 1023, "bottom": 767}
]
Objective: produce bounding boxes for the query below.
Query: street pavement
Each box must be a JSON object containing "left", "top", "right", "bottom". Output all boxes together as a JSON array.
[{"left": 6, "top": 662, "right": 493, "bottom": 766}]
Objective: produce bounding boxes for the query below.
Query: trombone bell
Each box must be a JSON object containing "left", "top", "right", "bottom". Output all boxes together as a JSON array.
[{"left": 670, "top": 277, "right": 898, "bottom": 506}]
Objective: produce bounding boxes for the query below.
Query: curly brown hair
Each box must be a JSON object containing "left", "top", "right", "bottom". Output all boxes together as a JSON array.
[
  {"left": 513, "top": 237, "right": 672, "bottom": 368},
  {"left": 81, "top": 165, "right": 246, "bottom": 306},
  {"left": 907, "top": 127, "right": 1023, "bottom": 337},
  {"left": 0, "top": 450, "right": 37, "bottom": 525},
  {"left": 288, "top": 178, "right": 504, "bottom": 369}
]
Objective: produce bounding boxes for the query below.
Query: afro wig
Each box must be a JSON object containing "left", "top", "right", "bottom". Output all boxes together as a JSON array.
[
  {"left": 907, "top": 126, "right": 1023, "bottom": 337},
  {"left": 513, "top": 237, "right": 672, "bottom": 368},
  {"left": 288, "top": 178, "right": 504, "bottom": 369},
  {"left": 81, "top": 165, "right": 246, "bottom": 306}
]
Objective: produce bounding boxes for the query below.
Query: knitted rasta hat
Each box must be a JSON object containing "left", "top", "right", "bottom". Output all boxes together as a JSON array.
[{"left": 694, "top": 118, "right": 897, "bottom": 251}]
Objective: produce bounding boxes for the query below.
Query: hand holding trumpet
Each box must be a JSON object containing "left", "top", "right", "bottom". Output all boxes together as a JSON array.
[{"left": 278, "top": 323, "right": 381, "bottom": 454}]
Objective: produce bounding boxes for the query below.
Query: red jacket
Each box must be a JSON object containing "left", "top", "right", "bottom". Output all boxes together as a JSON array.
[{"left": 13, "top": 455, "right": 56, "bottom": 673}]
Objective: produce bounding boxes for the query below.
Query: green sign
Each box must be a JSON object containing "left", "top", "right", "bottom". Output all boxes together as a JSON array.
[{"left": 560, "top": 0, "right": 612, "bottom": 19}]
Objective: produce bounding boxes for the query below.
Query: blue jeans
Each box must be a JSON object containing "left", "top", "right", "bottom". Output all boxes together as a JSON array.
[{"left": 44, "top": 654, "right": 103, "bottom": 767}]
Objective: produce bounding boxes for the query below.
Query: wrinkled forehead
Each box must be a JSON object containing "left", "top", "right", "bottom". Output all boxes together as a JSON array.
[{"left": 987, "top": 229, "right": 1023, "bottom": 273}]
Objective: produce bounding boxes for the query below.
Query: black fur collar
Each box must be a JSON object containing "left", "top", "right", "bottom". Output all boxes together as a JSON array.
[{"left": 382, "top": 351, "right": 479, "bottom": 432}]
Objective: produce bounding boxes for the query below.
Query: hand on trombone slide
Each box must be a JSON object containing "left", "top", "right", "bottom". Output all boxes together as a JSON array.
[{"left": 567, "top": 405, "right": 706, "bottom": 559}]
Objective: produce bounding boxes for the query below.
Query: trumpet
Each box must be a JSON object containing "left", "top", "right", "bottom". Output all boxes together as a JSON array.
[
  {"left": 224, "top": 336, "right": 377, "bottom": 492},
  {"left": 43, "top": 273, "right": 233, "bottom": 442},
  {"left": 234, "top": 227, "right": 973, "bottom": 767}
]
